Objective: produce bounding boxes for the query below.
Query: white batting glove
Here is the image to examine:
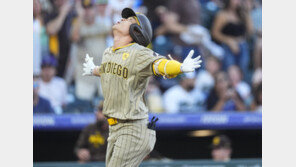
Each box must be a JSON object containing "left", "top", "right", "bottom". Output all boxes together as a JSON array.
[
  {"left": 181, "top": 50, "right": 202, "bottom": 73},
  {"left": 82, "top": 54, "right": 96, "bottom": 76}
]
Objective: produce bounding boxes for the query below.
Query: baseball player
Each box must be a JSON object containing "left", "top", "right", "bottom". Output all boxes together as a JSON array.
[{"left": 82, "top": 8, "right": 202, "bottom": 167}]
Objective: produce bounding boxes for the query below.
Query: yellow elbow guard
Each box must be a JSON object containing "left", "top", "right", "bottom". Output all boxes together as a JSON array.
[{"left": 153, "top": 59, "right": 182, "bottom": 78}]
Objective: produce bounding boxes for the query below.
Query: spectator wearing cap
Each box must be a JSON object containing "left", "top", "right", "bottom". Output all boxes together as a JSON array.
[
  {"left": 44, "top": 0, "right": 77, "bottom": 77},
  {"left": 70, "top": 0, "right": 110, "bottom": 102},
  {"left": 33, "top": 75, "right": 54, "bottom": 114},
  {"left": 106, "top": 0, "right": 135, "bottom": 25},
  {"left": 206, "top": 71, "right": 246, "bottom": 111},
  {"left": 211, "top": 135, "right": 232, "bottom": 162},
  {"left": 163, "top": 72, "right": 206, "bottom": 113},
  {"left": 94, "top": 0, "right": 110, "bottom": 24},
  {"left": 38, "top": 55, "right": 68, "bottom": 114},
  {"left": 94, "top": 0, "right": 113, "bottom": 47},
  {"left": 74, "top": 101, "right": 109, "bottom": 162}
]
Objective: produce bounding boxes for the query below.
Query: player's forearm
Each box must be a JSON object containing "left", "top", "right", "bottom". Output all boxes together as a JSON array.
[{"left": 153, "top": 59, "right": 182, "bottom": 78}]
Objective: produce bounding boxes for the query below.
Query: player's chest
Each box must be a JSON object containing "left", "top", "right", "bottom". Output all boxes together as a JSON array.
[
  {"left": 101, "top": 51, "right": 136, "bottom": 78},
  {"left": 103, "top": 50, "right": 135, "bottom": 64}
]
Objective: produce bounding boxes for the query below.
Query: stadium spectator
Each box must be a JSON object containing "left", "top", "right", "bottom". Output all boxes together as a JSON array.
[
  {"left": 145, "top": 77, "right": 164, "bottom": 113},
  {"left": 33, "top": 76, "right": 54, "bottom": 114},
  {"left": 206, "top": 72, "right": 246, "bottom": 111},
  {"left": 252, "top": 67, "right": 262, "bottom": 88},
  {"left": 94, "top": 0, "right": 112, "bottom": 31},
  {"left": 163, "top": 72, "right": 206, "bottom": 113},
  {"left": 195, "top": 55, "right": 221, "bottom": 97},
  {"left": 155, "top": 0, "right": 203, "bottom": 61},
  {"left": 251, "top": 82, "right": 262, "bottom": 112},
  {"left": 94, "top": 0, "right": 113, "bottom": 47},
  {"left": 211, "top": 0, "right": 254, "bottom": 81},
  {"left": 44, "top": 0, "right": 77, "bottom": 77},
  {"left": 70, "top": 0, "right": 110, "bottom": 102},
  {"left": 153, "top": 3, "right": 208, "bottom": 92},
  {"left": 227, "top": 65, "right": 251, "bottom": 106},
  {"left": 201, "top": 0, "right": 224, "bottom": 30},
  {"left": 39, "top": 55, "right": 68, "bottom": 114},
  {"left": 74, "top": 101, "right": 109, "bottom": 162},
  {"left": 106, "top": 0, "right": 135, "bottom": 24},
  {"left": 211, "top": 135, "right": 232, "bottom": 162},
  {"left": 250, "top": 0, "right": 262, "bottom": 69},
  {"left": 39, "top": 0, "right": 54, "bottom": 15},
  {"left": 155, "top": 5, "right": 224, "bottom": 60},
  {"left": 34, "top": 0, "right": 49, "bottom": 76}
]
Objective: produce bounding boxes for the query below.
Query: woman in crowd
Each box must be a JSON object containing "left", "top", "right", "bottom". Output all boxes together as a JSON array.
[{"left": 211, "top": 0, "right": 253, "bottom": 81}]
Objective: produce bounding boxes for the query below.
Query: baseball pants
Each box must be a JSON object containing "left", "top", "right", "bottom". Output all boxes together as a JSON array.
[{"left": 105, "top": 119, "right": 156, "bottom": 167}]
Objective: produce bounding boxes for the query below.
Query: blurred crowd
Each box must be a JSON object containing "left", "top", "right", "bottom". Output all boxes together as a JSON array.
[{"left": 33, "top": 0, "right": 262, "bottom": 115}]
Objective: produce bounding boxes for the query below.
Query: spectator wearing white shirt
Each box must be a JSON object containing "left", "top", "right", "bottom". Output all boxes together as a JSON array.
[
  {"left": 163, "top": 72, "right": 206, "bottom": 114},
  {"left": 39, "top": 55, "right": 67, "bottom": 114},
  {"left": 195, "top": 55, "right": 221, "bottom": 97}
]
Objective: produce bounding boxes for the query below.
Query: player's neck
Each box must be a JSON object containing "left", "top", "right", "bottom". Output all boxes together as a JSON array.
[{"left": 113, "top": 34, "right": 133, "bottom": 49}]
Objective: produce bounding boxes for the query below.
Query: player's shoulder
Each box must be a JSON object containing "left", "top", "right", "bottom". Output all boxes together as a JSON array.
[
  {"left": 131, "top": 43, "right": 158, "bottom": 57},
  {"left": 131, "top": 43, "right": 152, "bottom": 52},
  {"left": 103, "top": 47, "right": 112, "bottom": 54}
]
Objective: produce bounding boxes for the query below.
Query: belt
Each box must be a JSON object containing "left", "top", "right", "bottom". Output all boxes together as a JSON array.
[
  {"left": 107, "top": 118, "right": 146, "bottom": 126},
  {"left": 107, "top": 116, "right": 159, "bottom": 130},
  {"left": 107, "top": 118, "right": 118, "bottom": 126}
]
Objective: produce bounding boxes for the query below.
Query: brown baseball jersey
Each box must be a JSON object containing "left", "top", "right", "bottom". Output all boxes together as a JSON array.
[{"left": 100, "top": 43, "right": 164, "bottom": 120}]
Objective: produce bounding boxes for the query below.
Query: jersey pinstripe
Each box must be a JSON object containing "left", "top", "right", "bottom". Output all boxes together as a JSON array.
[{"left": 100, "top": 43, "right": 164, "bottom": 120}]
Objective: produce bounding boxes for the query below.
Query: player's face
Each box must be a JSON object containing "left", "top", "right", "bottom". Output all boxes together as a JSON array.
[{"left": 112, "top": 16, "right": 138, "bottom": 35}]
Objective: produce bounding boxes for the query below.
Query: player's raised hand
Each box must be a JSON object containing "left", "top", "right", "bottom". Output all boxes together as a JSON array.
[
  {"left": 82, "top": 54, "right": 96, "bottom": 76},
  {"left": 181, "top": 50, "right": 202, "bottom": 73}
]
